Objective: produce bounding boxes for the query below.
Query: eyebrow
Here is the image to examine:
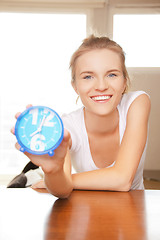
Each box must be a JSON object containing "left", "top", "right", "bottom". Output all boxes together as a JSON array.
[
  {"left": 80, "top": 71, "right": 93, "bottom": 76},
  {"left": 107, "top": 69, "right": 121, "bottom": 73},
  {"left": 80, "top": 69, "right": 121, "bottom": 75}
]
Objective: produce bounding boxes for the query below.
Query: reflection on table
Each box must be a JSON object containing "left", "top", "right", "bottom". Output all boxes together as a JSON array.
[{"left": 0, "top": 188, "right": 160, "bottom": 240}]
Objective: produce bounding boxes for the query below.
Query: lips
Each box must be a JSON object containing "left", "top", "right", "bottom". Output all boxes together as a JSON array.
[{"left": 91, "top": 95, "right": 112, "bottom": 101}]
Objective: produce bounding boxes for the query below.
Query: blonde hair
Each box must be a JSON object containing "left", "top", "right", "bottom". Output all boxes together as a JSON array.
[{"left": 70, "top": 35, "right": 130, "bottom": 93}]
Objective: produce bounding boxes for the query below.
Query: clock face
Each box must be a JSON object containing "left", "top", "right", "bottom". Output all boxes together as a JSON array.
[{"left": 15, "top": 106, "right": 64, "bottom": 156}]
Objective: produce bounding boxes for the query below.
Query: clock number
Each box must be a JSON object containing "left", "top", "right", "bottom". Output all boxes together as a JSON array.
[
  {"left": 29, "top": 109, "right": 38, "bottom": 125},
  {"left": 30, "top": 134, "right": 45, "bottom": 151},
  {"left": 29, "top": 108, "right": 56, "bottom": 127},
  {"left": 44, "top": 112, "right": 56, "bottom": 127}
]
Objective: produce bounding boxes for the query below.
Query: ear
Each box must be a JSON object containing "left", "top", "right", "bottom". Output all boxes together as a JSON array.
[{"left": 71, "top": 81, "right": 79, "bottom": 95}]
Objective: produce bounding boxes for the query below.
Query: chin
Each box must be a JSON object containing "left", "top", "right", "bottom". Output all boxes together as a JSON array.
[{"left": 88, "top": 108, "right": 112, "bottom": 117}]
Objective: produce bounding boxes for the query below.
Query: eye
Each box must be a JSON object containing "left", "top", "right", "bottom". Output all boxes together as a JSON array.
[
  {"left": 108, "top": 73, "right": 117, "bottom": 78},
  {"left": 84, "top": 75, "right": 92, "bottom": 79}
]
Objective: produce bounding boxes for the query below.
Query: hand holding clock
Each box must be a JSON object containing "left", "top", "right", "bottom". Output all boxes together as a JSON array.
[{"left": 11, "top": 105, "right": 71, "bottom": 174}]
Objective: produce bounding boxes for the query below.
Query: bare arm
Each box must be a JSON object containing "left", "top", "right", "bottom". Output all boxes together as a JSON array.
[
  {"left": 14, "top": 128, "right": 73, "bottom": 198},
  {"left": 44, "top": 148, "right": 73, "bottom": 198},
  {"left": 72, "top": 94, "right": 151, "bottom": 191}
]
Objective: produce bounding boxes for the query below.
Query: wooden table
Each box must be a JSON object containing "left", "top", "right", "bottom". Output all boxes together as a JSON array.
[{"left": 0, "top": 188, "right": 160, "bottom": 240}]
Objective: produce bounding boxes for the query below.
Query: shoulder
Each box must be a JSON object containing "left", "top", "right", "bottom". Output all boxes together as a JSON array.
[
  {"left": 129, "top": 91, "right": 150, "bottom": 108},
  {"left": 123, "top": 91, "right": 151, "bottom": 129},
  {"left": 127, "top": 92, "right": 151, "bottom": 122},
  {"left": 119, "top": 91, "right": 150, "bottom": 117},
  {"left": 120, "top": 91, "right": 150, "bottom": 108}
]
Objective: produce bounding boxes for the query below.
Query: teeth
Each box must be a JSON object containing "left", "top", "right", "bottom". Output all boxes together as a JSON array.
[{"left": 91, "top": 95, "right": 111, "bottom": 101}]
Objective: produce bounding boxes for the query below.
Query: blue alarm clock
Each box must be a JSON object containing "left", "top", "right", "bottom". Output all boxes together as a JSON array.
[{"left": 15, "top": 106, "right": 64, "bottom": 156}]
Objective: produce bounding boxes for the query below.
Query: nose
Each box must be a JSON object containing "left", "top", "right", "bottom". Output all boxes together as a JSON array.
[{"left": 95, "top": 77, "right": 109, "bottom": 91}]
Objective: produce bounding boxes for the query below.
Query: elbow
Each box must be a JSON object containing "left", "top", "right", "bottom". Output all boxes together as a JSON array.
[
  {"left": 118, "top": 181, "right": 131, "bottom": 192},
  {"left": 57, "top": 189, "right": 73, "bottom": 199},
  {"left": 119, "top": 177, "right": 132, "bottom": 192},
  {"left": 111, "top": 167, "right": 133, "bottom": 192},
  {"left": 49, "top": 185, "right": 73, "bottom": 199},
  {"left": 113, "top": 174, "right": 132, "bottom": 192}
]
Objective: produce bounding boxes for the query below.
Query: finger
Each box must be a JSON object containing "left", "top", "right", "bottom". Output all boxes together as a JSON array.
[
  {"left": 11, "top": 127, "right": 15, "bottom": 134},
  {"left": 26, "top": 104, "right": 32, "bottom": 109},
  {"left": 63, "top": 128, "right": 71, "bottom": 142},
  {"left": 15, "top": 112, "right": 21, "bottom": 119},
  {"left": 15, "top": 142, "right": 21, "bottom": 151},
  {"left": 15, "top": 105, "right": 32, "bottom": 120},
  {"left": 53, "top": 130, "right": 70, "bottom": 158},
  {"left": 62, "top": 129, "right": 71, "bottom": 150}
]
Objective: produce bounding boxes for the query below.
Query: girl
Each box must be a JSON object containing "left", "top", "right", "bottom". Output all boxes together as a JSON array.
[{"left": 13, "top": 35, "right": 151, "bottom": 198}]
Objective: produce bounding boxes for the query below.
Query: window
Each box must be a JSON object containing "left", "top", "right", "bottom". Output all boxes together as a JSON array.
[
  {"left": 0, "top": 12, "right": 86, "bottom": 174},
  {"left": 113, "top": 14, "right": 160, "bottom": 67}
]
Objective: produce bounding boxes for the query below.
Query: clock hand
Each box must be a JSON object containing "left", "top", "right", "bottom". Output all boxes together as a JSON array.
[
  {"left": 38, "top": 115, "right": 46, "bottom": 131},
  {"left": 30, "top": 115, "right": 46, "bottom": 137},
  {"left": 30, "top": 129, "right": 40, "bottom": 137}
]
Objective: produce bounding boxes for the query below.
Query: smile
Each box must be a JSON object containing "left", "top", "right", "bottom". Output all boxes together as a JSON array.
[{"left": 91, "top": 95, "right": 112, "bottom": 101}]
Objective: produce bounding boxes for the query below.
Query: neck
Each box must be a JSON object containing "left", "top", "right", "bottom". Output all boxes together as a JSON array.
[{"left": 84, "top": 108, "right": 119, "bottom": 135}]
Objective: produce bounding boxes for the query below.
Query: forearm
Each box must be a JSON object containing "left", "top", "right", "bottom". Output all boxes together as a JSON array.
[
  {"left": 44, "top": 168, "right": 73, "bottom": 198},
  {"left": 72, "top": 167, "right": 131, "bottom": 192}
]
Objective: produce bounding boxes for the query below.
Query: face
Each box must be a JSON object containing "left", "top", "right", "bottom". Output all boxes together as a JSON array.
[{"left": 72, "top": 49, "right": 126, "bottom": 117}]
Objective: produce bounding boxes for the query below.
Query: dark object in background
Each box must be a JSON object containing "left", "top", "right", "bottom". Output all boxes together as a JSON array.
[{"left": 7, "top": 161, "right": 39, "bottom": 188}]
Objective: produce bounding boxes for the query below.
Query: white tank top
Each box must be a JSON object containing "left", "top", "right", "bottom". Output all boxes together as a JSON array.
[{"left": 62, "top": 91, "right": 149, "bottom": 190}]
